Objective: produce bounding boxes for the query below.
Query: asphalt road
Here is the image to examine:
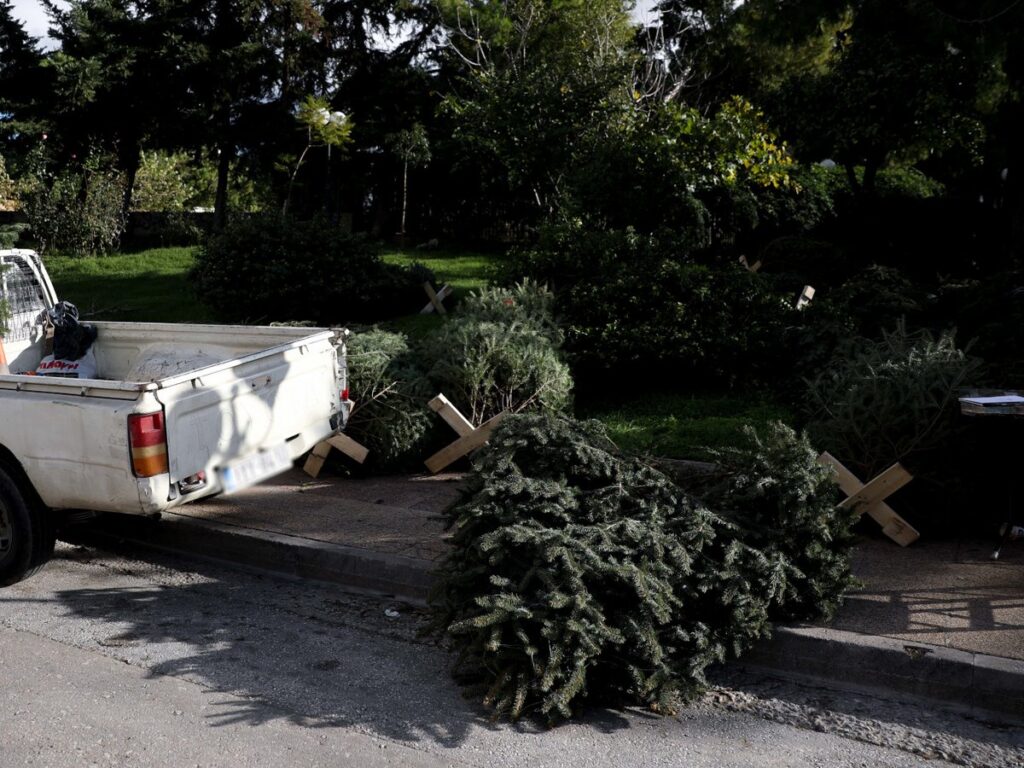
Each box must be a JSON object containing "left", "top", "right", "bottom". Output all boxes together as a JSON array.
[{"left": 1, "top": 541, "right": 1022, "bottom": 768}]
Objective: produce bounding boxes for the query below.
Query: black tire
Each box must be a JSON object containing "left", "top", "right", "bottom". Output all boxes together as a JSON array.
[{"left": 0, "top": 466, "right": 55, "bottom": 587}]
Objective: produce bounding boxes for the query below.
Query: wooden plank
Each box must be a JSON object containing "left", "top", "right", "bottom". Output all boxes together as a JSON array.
[
  {"left": 738, "top": 255, "right": 762, "bottom": 273},
  {"left": 420, "top": 284, "right": 453, "bottom": 315},
  {"left": 303, "top": 441, "right": 333, "bottom": 478},
  {"left": 818, "top": 452, "right": 861, "bottom": 496},
  {"left": 838, "top": 462, "right": 913, "bottom": 513},
  {"left": 796, "top": 285, "right": 816, "bottom": 310},
  {"left": 881, "top": 517, "right": 920, "bottom": 547},
  {"left": 425, "top": 412, "right": 505, "bottom": 474},
  {"left": 817, "top": 452, "right": 920, "bottom": 547},
  {"left": 422, "top": 282, "right": 448, "bottom": 316},
  {"left": 326, "top": 432, "right": 369, "bottom": 464},
  {"left": 428, "top": 394, "right": 474, "bottom": 437}
]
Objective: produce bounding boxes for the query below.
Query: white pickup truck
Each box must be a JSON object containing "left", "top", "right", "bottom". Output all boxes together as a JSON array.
[{"left": 0, "top": 249, "right": 348, "bottom": 586}]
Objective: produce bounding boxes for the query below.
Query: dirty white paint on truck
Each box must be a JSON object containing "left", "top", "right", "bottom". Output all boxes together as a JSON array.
[{"left": 0, "top": 249, "right": 349, "bottom": 586}]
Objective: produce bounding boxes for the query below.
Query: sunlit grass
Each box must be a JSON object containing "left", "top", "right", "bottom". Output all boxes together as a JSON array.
[
  {"left": 44, "top": 247, "right": 212, "bottom": 323},
  {"left": 381, "top": 248, "right": 498, "bottom": 294},
  {"left": 581, "top": 392, "right": 793, "bottom": 461}
]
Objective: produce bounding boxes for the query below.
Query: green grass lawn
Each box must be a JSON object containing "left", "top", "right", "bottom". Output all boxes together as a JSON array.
[
  {"left": 43, "top": 244, "right": 789, "bottom": 460},
  {"left": 45, "top": 247, "right": 211, "bottom": 323},
  {"left": 580, "top": 392, "right": 793, "bottom": 462},
  {"left": 381, "top": 248, "right": 497, "bottom": 294},
  {"left": 380, "top": 248, "right": 500, "bottom": 339}
]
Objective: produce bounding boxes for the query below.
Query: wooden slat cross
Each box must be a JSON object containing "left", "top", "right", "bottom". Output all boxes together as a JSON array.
[
  {"left": 818, "top": 452, "right": 920, "bottom": 546},
  {"left": 739, "top": 255, "right": 762, "bottom": 273},
  {"left": 424, "top": 393, "right": 505, "bottom": 473},
  {"left": 421, "top": 282, "right": 452, "bottom": 315},
  {"left": 303, "top": 432, "right": 370, "bottom": 478}
]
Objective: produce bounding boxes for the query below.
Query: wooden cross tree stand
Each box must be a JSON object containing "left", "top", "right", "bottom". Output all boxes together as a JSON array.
[
  {"left": 421, "top": 282, "right": 453, "bottom": 315},
  {"left": 303, "top": 432, "right": 370, "bottom": 478},
  {"left": 424, "top": 394, "right": 505, "bottom": 474},
  {"left": 818, "top": 452, "right": 920, "bottom": 546},
  {"left": 739, "top": 255, "right": 762, "bottom": 273}
]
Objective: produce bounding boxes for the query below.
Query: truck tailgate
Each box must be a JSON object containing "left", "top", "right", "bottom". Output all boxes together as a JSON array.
[{"left": 154, "top": 331, "right": 341, "bottom": 485}]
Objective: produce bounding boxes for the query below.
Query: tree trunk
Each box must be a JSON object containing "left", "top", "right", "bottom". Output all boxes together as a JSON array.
[
  {"left": 213, "top": 146, "right": 230, "bottom": 231},
  {"left": 862, "top": 159, "right": 880, "bottom": 196},
  {"left": 400, "top": 160, "right": 408, "bottom": 235},
  {"left": 120, "top": 142, "right": 140, "bottom": 219},
  {"left": 844, "top": 163, "right": 860, "bottom": 193},
  {"left": 324, "top": 144, "right": 333, "bottom": 220}
]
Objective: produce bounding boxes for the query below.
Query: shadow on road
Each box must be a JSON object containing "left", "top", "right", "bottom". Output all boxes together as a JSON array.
[{"left": 44, "top": 544, "right": 635, "bottom": 748}]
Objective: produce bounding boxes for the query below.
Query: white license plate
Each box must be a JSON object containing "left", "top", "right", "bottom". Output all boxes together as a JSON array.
[{"left": 220, "top": 444, "right": 292, "bottom": 494}]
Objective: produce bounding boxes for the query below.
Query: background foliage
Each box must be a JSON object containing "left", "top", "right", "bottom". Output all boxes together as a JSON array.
[{"left": 190, "top": 215, "right": 432, "bottom": 324}]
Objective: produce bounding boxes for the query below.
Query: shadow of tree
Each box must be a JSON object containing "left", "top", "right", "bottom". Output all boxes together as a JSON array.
[{"left": 45, "top": 549, "right": 634, "bottom": 748}]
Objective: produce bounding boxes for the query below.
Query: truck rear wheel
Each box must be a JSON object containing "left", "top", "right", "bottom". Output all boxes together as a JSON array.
[{"left": 0, "top": 467, "right": 54, "bottom": 587}]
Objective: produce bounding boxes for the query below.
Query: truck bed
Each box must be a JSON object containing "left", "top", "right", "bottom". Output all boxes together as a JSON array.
[{"left": 0, "top": 322, "right": 344, "bottom": 515}]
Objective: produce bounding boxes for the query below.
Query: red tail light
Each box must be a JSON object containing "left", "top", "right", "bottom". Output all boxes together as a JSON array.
[{"left": 129, "top": 411, "right": 169, "bottom": 478}]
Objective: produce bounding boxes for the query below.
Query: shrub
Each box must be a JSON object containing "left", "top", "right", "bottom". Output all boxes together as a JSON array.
[
  {"left": 699, "top": 423, "right": 855, "bottom": 623},
  {"left": 0, "top": 155, "right": 17, "bottom": 211},
  {"left": 0, "top": 223, "right": 27, "bottom": 249},
  {"left": 508, "top": 225, "right": 796, "bottom": 387},
  {"left": 422, "top": 283, "right": 573, "bottom": 425},
  {"left": 504, "top": 224, "right": 687, "bottom": 288},
  {"left": 124, "top": 211, "right": 205, "bottom": 250},
  {"left": 873, "top": 167, "right": 945, "bottom": 200},
  {"left": 22, "top": 165, "right": 127, "bottom": 256},
  {"left": 829, "top": 265, "right": 926, "bottom": 336},
  {"left": 191, "top": 215, "right": 433, "bottom": 324},
  {"left": 344, "top": 329, "right": 433, "bottom": 469},
  {"left": 431, "top": 413, "right": 789, "bottom": 722},
  {"left": 805, "top": 323, "right": 982, "bottom": 481},
  {"left": 783, "top": 265, "right": 927, "bottom": 392},
  {"left": 131, "top": 151, "right": 196, "bottom": 212},
  {"left": 939, "top": 273, "right": 1024, "bottom": 388},
  {"left": 457, "top": 279, "right": 563, "bottom": 345},
  {"left": 805, "top": 324, "right": 983, "bottom": 533},
  {"left": 751, "top": 164, "right": 842, "bottom": 236},
  {"left": 563, "top": 260, "right": 793, "bottom": 387}
]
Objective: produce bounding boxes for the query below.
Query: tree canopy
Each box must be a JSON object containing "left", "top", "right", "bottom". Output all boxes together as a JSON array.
[{"left": 0, "top": 0, "right": 1019, "bottom": 255}]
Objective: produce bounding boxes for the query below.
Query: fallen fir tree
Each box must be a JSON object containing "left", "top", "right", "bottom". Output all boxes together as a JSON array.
[{"left": 429, "top": 414, "right": 852, "bottom": 723}]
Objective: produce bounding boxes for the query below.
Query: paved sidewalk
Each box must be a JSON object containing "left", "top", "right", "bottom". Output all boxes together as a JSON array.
[
  {"left": 178, "top": 469, "right": 460, "bottom": 564},
  {"left": 835, "top": 537, "right": 1024, "bottom": 661},
  {"left": 74, "top": 468, "right": 1024, "bottom": 720}
]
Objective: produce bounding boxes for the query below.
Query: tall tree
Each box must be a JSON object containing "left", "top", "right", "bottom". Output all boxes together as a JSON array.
[
  {"left": 387, "top": 122, "right": 430, "bottom": 236},
  {"left": 0, "top": 0, "right": 47, "bottom": 161},
  {"left": 655, "top": 1, "right": 998, "bottom": 194},
  {"left": 42, "top": 0, "right": 213, "bottom": 212},
  {"left": 438, "top": 0, "right": 638, "bottom": 225},
  {"left": 38, "top": 0, "right": 331, "bottom": 223}
]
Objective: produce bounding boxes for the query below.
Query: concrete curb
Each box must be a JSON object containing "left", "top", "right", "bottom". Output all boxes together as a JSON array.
[
  {"left": 740, "top": 625, "right": 1024, "bottom": 721},
  {"left": 66, "top": 514, "right": 1024, "bottom": 722},
  {"left": 66, "top": 512, "right": 437, "bottom": 603}
]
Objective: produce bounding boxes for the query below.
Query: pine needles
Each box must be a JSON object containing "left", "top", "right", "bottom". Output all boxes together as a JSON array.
[{"left": 430, "top": 414, "right": 849, "bottom": 723}]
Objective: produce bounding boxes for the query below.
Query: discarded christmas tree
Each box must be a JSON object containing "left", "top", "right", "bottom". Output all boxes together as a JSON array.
[
  {"left": 430, "top": 414, "right": 792, "bottom": 722},
  {"left": 701, "top": 423, "right": 856, "bottom": 622}
]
